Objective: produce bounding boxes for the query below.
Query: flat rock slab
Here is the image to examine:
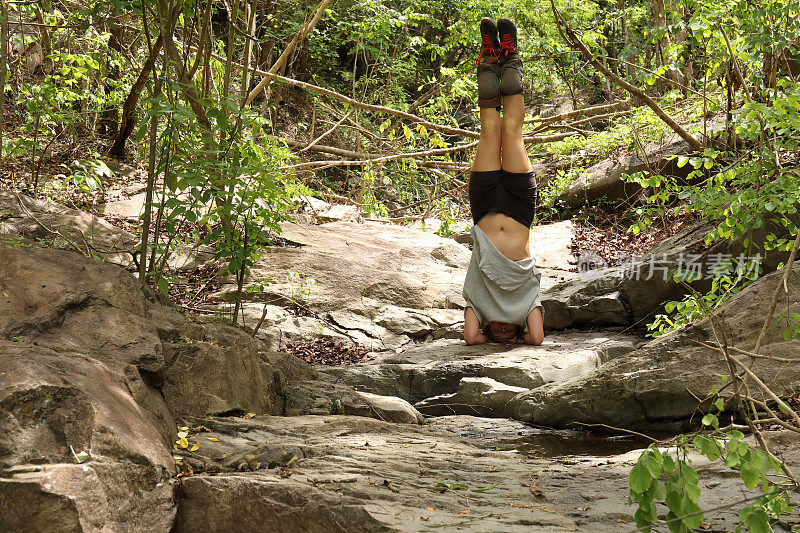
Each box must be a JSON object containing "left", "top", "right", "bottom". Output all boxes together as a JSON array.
[
  {"left": 217, "top": 220, "right": 470, "bottom": 312},
  {"left": 170, "top": 414, "right": 797, "bottom": 532},
  {"left": 0, "top": 191, "right": 137, "bottom": 268},
  {"left": 320, "top": 332, "right": 644, "bottom": 406}
]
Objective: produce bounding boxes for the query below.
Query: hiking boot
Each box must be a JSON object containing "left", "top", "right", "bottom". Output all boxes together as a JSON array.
[
  {"left": 497, "top": 18, "right": 519, "bottom": 61},
  {"left": 476, "top": 17, "right": 501, "bottom": 108},
  {"left": 497, "top": 18, "right": 523, "bottom": 96}
]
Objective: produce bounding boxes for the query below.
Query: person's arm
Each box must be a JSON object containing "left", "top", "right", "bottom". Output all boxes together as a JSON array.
[
  {"left": 464, "top": 306, "right": 489, "bottom": 345},
  {"left": 523, "top": 306, "right": 544, "bottom": 345}
]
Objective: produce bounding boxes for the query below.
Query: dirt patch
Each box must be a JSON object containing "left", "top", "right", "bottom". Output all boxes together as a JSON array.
[{"left": 570, "top": 208, "right": 703, "bottom": 267}]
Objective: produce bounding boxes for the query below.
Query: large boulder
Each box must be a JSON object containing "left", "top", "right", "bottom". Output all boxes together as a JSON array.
[
  {"left": 215, "top": 220, "right": 471, "bottom": 349},
  {"left": 542, "top": 219, "right": 791, "bottom": 329},
  {"left": 322, "top": 332, "right": 641, "bottom": 405},
  {"left": 341, "top": 391, "right": 423, "bottom": 424},
  {"left": 415, "top": 377, "right": 528, "bottom": 417},
  {"left": 509, "top": 264, "right": 800, "bottom": 431},
  {"left": 0, "top": 245, "right": 285, "bottom": 418},
  {"left": 0, "top": 342, "right": 176, "bottom": 532},
  {"left": 225, "top": 220, "right": 469, "bottom": 312},
  {"left": 556, "top": 119, "right": 725, "bottom": 209},
  {"left": 0, "top": 244, "right": 285, "bottom": 531},
  {"left": 0, "top": 191, "right": 137, "bottom": 268}
]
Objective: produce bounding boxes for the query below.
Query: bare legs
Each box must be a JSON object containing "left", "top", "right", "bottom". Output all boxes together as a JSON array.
[
  {"left": 470, "top": 94, "right": 531, "bottom": 172},
  {"left": 499, "top": 94, "right": 532, "bottom": 173},
  {"left": 467, "top": 94, "right": 543, "bottom": 345},
  {"left": 472, "top": 107, "right": 502, "bottom": 171}
]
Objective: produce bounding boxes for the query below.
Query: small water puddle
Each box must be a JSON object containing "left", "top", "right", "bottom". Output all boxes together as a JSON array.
[{"left": 426, "top": 415, "right": 655, "bottom": 458}]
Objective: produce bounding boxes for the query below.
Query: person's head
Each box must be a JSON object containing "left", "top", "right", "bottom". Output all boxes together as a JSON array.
[{"left": 486, "top": 321, "right": 522, "bottom": 343}]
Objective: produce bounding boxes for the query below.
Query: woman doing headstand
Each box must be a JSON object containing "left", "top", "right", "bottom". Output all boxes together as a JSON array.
[{"left": 462, "top": 17, "right": 545, "bottom": 345}]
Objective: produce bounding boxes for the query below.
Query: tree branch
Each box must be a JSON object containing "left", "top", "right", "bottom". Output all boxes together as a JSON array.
[
  {"left": 549, "top": 0, "right": 703, "bottom": 152},
  {"left": 244, "top": 0, "right": 333, "bottom": 105}
]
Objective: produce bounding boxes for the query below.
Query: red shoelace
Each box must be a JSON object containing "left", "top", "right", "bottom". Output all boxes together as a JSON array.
[
  {"left": 476, "top": 34, "right": 500, "bottom": 65},
  {"left": 499, "top": 34, "right": 516, "bottom": 56}
]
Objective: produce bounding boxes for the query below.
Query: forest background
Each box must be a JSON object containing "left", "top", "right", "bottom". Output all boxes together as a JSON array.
[
  {"left": 1, "top": 0, "right": 800, "bottom": 530},
  {"left": 0, "top": 0, "right": 798, "bottom": 333}
]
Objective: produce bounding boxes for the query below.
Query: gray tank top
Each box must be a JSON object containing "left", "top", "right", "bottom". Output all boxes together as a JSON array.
[{"left": 462, "top": 225, "right": 543, "bottom": 327}]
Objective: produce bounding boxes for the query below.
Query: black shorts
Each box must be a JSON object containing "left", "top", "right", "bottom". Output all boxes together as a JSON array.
[{"left": 468, "top": 169, "right": 539, "bottom": 228}]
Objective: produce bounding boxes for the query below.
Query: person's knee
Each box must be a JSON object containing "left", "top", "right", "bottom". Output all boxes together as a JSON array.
[
  {"left": 481, "top": 119, "right": 501, "bottom": 137},
  {"left": 501, "top": 118, "right": 523, "bottom": 135}
]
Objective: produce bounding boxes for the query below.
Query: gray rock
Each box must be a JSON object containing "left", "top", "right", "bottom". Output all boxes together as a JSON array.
[
  {"left": 174, "top": 474, "right": 390, "bottom": 532},
  {"left": 0, "top": 246, "right": 286, "bottom": 531},
  {"left": 316, "top": 203, "right": 364, "bottom": 223},
  {"left": 0, "top": 343, "right": 176, "bottom": 532},
  {"left": 429, "top": 242, "right": 471, "bottom": 269},
  {"left": 323, "top": 333, "right": 639, "bottom": 404},
  {"left": 341, "top": 391, "right": 423, "bottom": 424},
  {"left": 415, "top": 377, "right": 528, "bottom": 417},
  {"left": 216, "top": 221, "right": 467, "bottom": 313},
  {"left": 170, "top": 414, "right": 800, "bottom": 532},
  {"left": 0, "top": 191, "right": 137, "bottom": 268},
  {"left": 509, "top": 264, "right": 800, "bottom": 431},
  {"left": 542, "top": 218, "right": 792, "bottom": 329}
]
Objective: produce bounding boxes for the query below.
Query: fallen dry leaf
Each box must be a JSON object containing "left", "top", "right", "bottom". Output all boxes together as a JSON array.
[
  {"left": 420, "top": 517, "right": 429, "bottom": 521},
  {"left": 286, "top": 339, "right": 372, "bottom": 366},
  {"left": 425, "top": 507, "right": 435, "bottom": 511},
  {"left": 243, "top": 412, "right": 256, "bottom": 419},
  {"left": 207, "top": 437, "right": 219, "bottom": 442}
]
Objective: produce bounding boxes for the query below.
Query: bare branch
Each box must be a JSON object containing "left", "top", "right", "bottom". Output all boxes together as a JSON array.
[
  {"left": 549, "top": 0, "right": 704, "bottom": 152},
  {"left": 244, "top": 0, "right": 333, "bottom": 105}
]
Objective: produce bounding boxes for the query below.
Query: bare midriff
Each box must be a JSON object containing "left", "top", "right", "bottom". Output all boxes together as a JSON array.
[{"left": 477, "top": 212, "right": 531, "bottom": 261}]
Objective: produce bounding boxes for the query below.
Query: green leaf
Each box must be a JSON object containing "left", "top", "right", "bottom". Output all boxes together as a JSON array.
[
  {"left": 701, "top": 413, "right": 719, "bottom": 429},
  {"left": 74, "top": 451, "right": 89, "bottom": 463},
  {"left": 684, "top": 482, "right": 701, "bottom": 505},
  {"left": 681, "top": 498, "right": 704, "bottom": 529},
  {"left": 714, "top": 398, "right": 724, "bottom": 411},
  {"left": 740, "top": 507, "right": 770, "bottom": 533},
  {"left": 644, "top": 452, "right": 662, "bottom": 478},
  {"left": 680, "top": 464, "right": 699, "bottom": 486},
  {"left": 662, "top": 455, "right": 676, "bottom": 473},
  {"left": 435, "top": 481, "right": 469, "bottom": 490},
  {"left": 634, "top": 507, "right": 656, "bottom": 530},
  {"left": 157, "top": 277, "right": 169, "bottom": 296},
  {"left": 725, "top": 450, "right": 741, "bottom": 468},
  {"left": 630, "top": 463, "right": 653, "bottom": 493},
  {"left": 653, "top": 479, "right": 667, "bottom": 500},
  {"left": 740, "top": 460, "right": 760, "bottom": 489},
  {"left": 470, "top": 482, "right": 497, "bottom": 493}
]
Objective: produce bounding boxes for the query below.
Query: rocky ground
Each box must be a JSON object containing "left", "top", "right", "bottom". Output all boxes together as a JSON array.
[{"left": 1, "top": 146, "right": 799, "bottom": 531}]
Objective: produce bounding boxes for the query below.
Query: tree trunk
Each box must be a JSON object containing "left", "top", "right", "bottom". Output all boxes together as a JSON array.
[
  {"left": 0, "top": 0, "right": 8, "bottom": 157},
  {"left": 109, "top": 35, "right": 163, "bottom": 157}
]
